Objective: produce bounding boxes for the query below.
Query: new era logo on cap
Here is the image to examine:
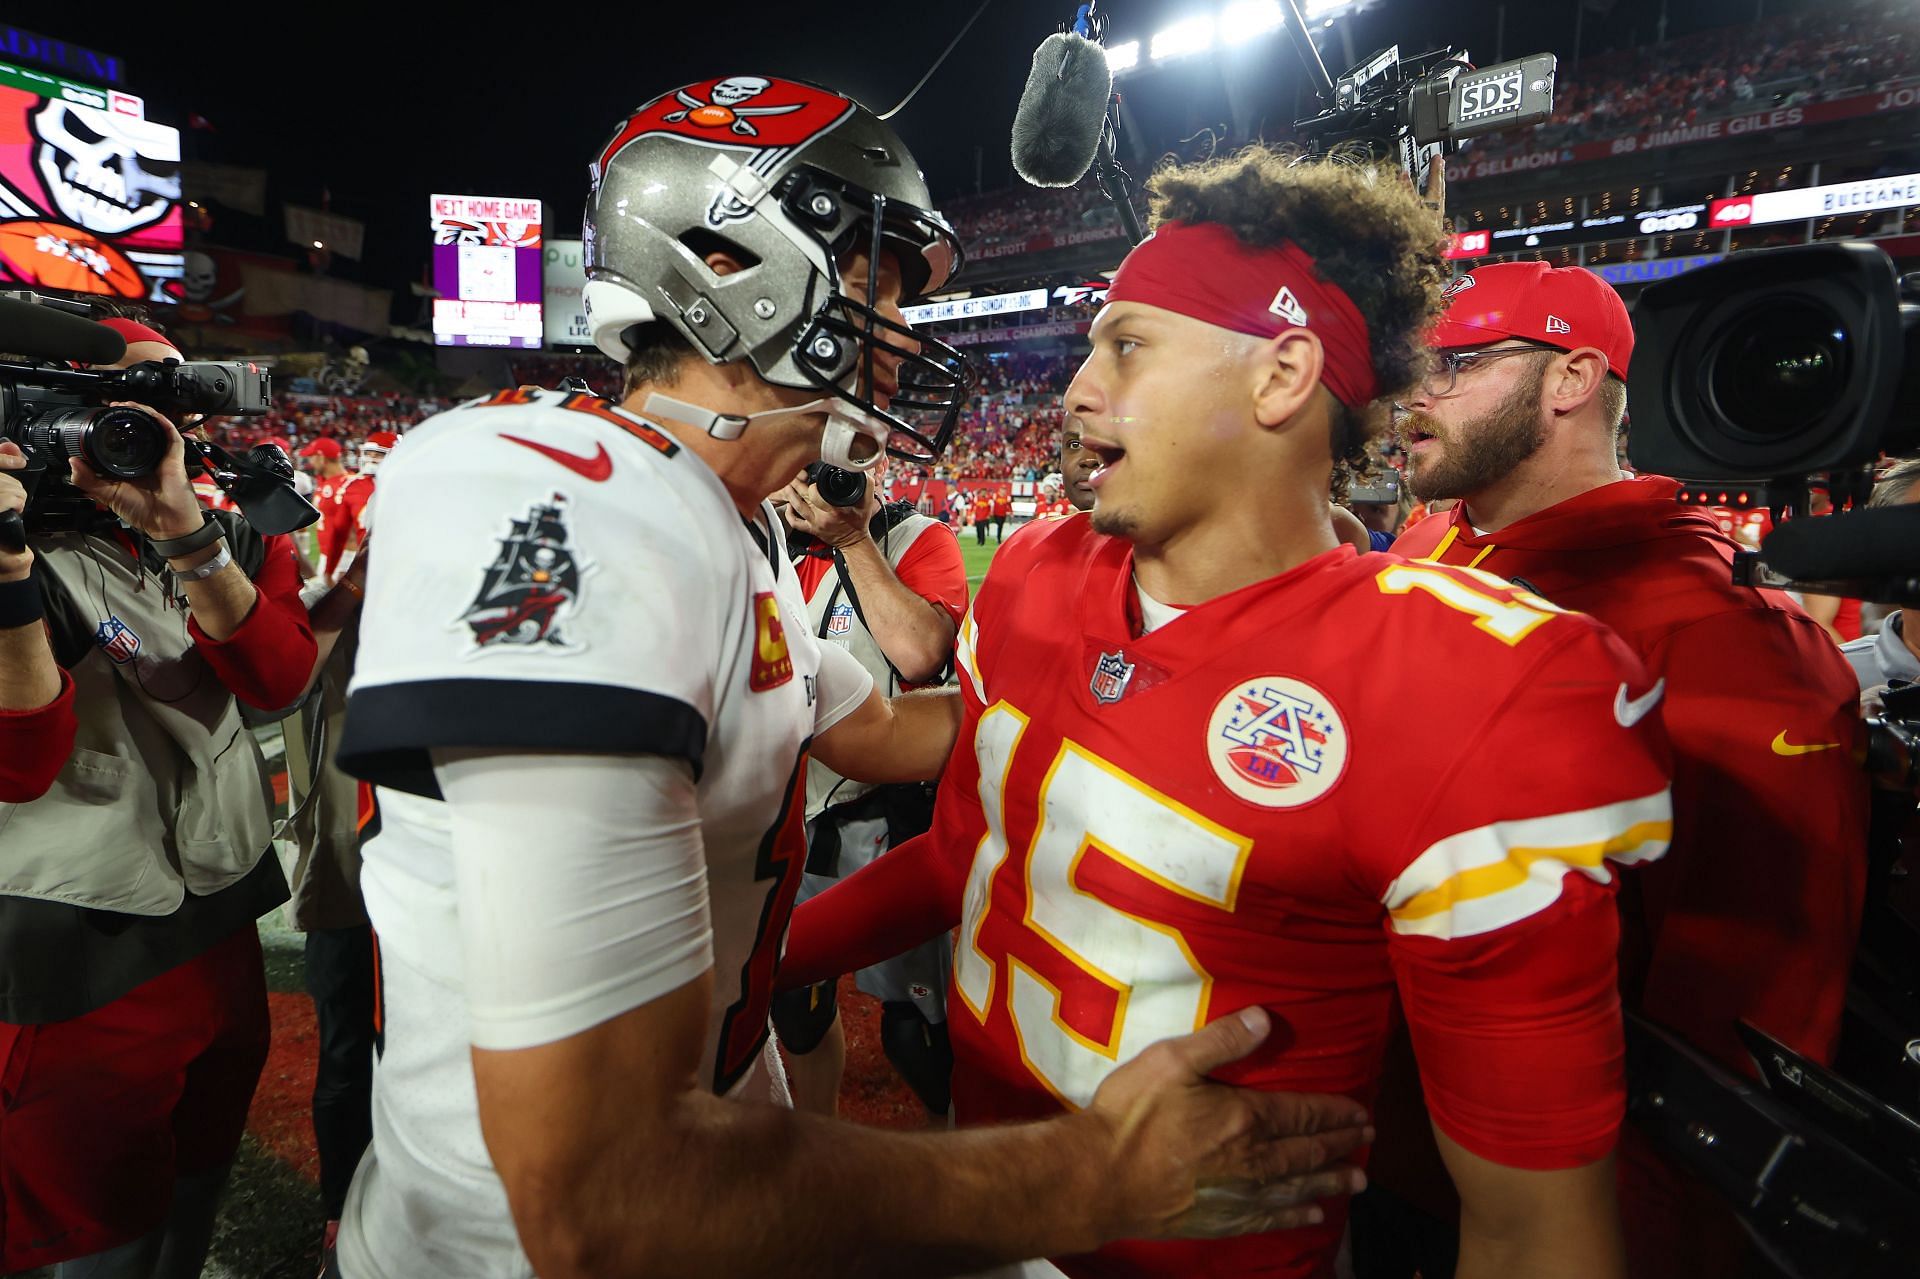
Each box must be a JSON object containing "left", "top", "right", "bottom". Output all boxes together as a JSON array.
[
  {"left": 1545, "top": 314, "right": 1571, "bottom": 334},
  {"left": 1269, "top": 286, "right": 1308, "bottom": 327}
]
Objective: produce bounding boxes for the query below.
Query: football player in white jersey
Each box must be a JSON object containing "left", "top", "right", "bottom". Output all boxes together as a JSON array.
[{"left": 333, "top": 77, "right": 1372, "bottom": 1279}]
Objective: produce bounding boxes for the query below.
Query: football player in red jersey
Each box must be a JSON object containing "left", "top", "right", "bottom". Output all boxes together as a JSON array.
[
  {"left": 1392, "top": 261, "right": 1868, "bottom": 1279},
  {"left": 783, "top": 149, "right": 1674, "bottom": 1279},
  {"left": 300, "top": 437, "right": 356, "bottom": 581}
]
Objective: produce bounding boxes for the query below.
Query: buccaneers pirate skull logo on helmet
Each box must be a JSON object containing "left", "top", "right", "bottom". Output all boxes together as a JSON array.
[{"left": 581, "top": 75, "right": 974, "bottom": 472}]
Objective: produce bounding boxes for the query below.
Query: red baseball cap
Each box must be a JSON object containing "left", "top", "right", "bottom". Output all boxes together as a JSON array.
[
  {"left": 363, "top": 430, "right": 399, "bottom": 450},
  {"left": 1430, "top": 262, "right": 1634, "bottom": 379},
  {"left": 298, "top": 437, "right": 342, "bottom": 459}
]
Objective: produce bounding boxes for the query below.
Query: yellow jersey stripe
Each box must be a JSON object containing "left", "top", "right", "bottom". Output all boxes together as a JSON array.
[
  {"left": 1390, "top": 819, "right": 1672, "bottom": 922},
  {"left": 1382, "top": 789, "right": 1672, "bottom": 940},
  {"left": 1418, "top": 526, "right": 1459, "bottom": 562}
]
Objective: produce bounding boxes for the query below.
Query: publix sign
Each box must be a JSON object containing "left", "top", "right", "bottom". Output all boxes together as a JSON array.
[{"left": 543, "top": 238, "right": 589, "bottom": 348}]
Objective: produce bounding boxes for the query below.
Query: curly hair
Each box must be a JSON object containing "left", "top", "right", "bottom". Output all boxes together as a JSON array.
[{"left": 1146, "top": 144, "right": 1448, "bottom": 484}]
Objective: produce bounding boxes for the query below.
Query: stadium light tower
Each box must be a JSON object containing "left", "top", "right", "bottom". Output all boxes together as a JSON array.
[
  {"left": 1105, "top": 39, "right": 1141, "bottom": 71},
  {"left": 1219, "top": 0, "right": 1286, "bottom": 44},
  {"left": 1150, "top": 14, "right": 1217, "bottom": 61}
]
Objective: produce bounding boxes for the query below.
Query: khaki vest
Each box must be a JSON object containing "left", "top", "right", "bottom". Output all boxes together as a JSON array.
[
  {"left": 0, "top": 530, "right": 274, "bottom": 916},
  {"left": 802, "top": 514, "right": 954, "bottom": 820}
]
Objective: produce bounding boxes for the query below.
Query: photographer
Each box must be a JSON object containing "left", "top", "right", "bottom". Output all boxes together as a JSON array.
[
  {"left": 1387, "top": 262, "right": 1869, "bottom": 1279},
  {"left": 0, "top": 316, "right": 314, "bottom": 1277},
  {"left": 773, "top": 457, "right": 968, "bottom": 1117}
]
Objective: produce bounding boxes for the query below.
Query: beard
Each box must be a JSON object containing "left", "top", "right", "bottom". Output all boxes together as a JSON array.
[{"left": 1403, "top": 364, "right": 1549, "bottom": 502}]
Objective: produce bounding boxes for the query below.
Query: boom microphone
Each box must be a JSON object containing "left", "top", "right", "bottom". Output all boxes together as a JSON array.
[
  {"left": 1760, "top": 505, "right": 1920, "bottom": 581},
  {"left": 0, "top": 296, "right": 127, "bottom": 366},
  {"left": 1011, "top": 32, "right": 1114, "bottom": 188}
]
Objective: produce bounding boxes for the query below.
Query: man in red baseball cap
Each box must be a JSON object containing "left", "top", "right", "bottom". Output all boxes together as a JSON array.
[
  {"left": 1387, "top": 262, "right": 1868, "bottom": 1279},
  {"left": 300, "top": 437, "right": 357, "bottom": 581}
]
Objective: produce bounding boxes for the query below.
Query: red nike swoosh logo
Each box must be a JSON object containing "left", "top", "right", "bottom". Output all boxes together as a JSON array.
[{"left": 499, "top": 434, "right": 612, "bottom": 481}]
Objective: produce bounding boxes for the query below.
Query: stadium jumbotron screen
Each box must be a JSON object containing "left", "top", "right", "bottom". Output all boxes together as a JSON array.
[
  {"left": 430, "top": 192, "right": 544, "bottom": 349},
  {"left": 0, "top": 63, "right": 183, "bottom": 300}
]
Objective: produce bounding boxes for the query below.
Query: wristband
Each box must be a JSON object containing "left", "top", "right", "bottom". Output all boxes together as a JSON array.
[
  {"left": 0, "top": 573, "right": 44, "bottom": 629},
  {"left": 335, "top": 575, "right": 364, "bottom": 601},
  {"left": 149, "top": 512, "right": 223, "bottom": 557},
  {"left": 173, "top": 543, "right": 233, "bottom": 582}
]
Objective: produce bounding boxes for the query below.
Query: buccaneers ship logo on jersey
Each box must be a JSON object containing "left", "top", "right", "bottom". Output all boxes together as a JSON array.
[
  {"left": 1206, "top": 676, "right": 1349, "bottom": 808},
  {"left": 457, "top": 493, "right": 594, "bottom": 655}
]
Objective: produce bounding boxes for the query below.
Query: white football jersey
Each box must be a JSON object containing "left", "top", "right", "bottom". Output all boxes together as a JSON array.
[{"left": 334, "top": 388, "right": 871, "bottom": 1279}]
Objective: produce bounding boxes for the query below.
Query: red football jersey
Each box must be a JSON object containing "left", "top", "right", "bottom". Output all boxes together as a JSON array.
[
  {"left": 340, "top": 472, "right": 376, "bottom": 535},
  {"left": 937, "top": 516, "right": 1673, "bottom": 1278},
  {"left": 312, "top": 472, "right": 358, "bottom": 575}
]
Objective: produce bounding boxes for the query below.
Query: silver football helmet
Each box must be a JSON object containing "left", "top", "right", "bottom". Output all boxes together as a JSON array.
[{"left": 582, "top": 75, "right": 974, "bottom": 469}]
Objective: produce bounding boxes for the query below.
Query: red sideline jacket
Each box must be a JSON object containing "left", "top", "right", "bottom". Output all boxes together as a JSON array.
[{"left": 1394, "top": 475, "right": 1868, "bottom": 1071}]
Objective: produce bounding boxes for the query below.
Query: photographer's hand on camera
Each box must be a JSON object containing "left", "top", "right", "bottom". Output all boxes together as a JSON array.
[
  {"left": 67, "top": 402, "right": 204, "bottom": 542},
  {"left": 782, "top": 471, "right": 881, "bottom": 550},
  {"left": 0, "top": 440, "right": 35, "bottom": 584},
  {"left": 67, "top": 402, "right": 262, "bottom": 642},
  {"left": 782, "top": 470, "right": 958, "bottom": 686}
]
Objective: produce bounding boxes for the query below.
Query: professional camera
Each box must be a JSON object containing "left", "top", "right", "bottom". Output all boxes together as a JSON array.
[
  {"left": 1290, "top": 18, "right": 1557, "bottom": 192},
  {"left": 1625, "top": 242, "right": 1920, "bottom": 1277},
  {"left": 1630, "top": 242, "right": 1920, "bottom": 600},
  {"left": 804, "top": 460, "right": 868, "bottom": 509},
  {"left": 3, "top": 356, "right": 272, "bottom": 480},
  {"left": 0, "top": 292, "right": 315, "bottom": 548}
]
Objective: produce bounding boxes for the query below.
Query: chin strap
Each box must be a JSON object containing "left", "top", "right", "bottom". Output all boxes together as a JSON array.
[{"left": 641, "top": 392, "right": 888, "bottom": 471}]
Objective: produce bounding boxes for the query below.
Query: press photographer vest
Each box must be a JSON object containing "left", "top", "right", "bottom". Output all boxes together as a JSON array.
[
  {"left": 0, "top": 520, "right": 275, "bottom": 915},
  {"left": 802, "top": 511, "right": 952, "bottom": 821}
]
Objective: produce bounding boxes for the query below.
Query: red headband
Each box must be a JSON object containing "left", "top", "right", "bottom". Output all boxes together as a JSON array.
[{"left": 1105, "top": 220, "right": 1377, "bottom": 408}]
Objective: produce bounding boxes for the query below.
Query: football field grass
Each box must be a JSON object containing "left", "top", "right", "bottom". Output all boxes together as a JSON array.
[{"left": 961, "top": 526, "right": 1008, "bottom": 588}]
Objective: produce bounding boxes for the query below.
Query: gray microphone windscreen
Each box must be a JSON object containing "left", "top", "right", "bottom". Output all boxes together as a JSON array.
[{"left": 1011, "top": 33, "right": 1113, "bottom": 188}]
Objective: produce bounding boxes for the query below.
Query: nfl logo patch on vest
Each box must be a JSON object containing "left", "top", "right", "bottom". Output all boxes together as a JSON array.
[
  {"left": 1090, "top": 651, "right": 1134, "bottom": 705},
  {"left": 95, "top": 615, "right": 142, "bottom": 664},
  {"left": 827, "top": 601, "right": 854, "bottom": 637}
]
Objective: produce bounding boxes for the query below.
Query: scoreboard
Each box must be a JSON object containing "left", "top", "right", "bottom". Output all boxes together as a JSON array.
[{"left": 429, "top": 193, "right": 543, "bottom": 348}]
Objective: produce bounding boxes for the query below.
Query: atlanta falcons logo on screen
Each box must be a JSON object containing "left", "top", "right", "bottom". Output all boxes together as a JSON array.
[{"left": 456, "top": 494, "right": 595, "bottom": 655}]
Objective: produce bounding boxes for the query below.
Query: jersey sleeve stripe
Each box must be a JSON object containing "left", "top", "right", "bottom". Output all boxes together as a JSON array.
[
  {"left": 340, "top": 679, "right": 709, "bottom": 797},
  {"left": 955, "top": 607, "right": 983, "bottom": 700},
  {"left": 1382, "top": 790, "right": 1672, "bottom": 940}
]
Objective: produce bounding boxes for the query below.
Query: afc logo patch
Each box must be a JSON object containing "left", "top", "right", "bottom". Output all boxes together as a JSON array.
[
  {"left": 94, "top": 615, "right": 141, "bottom": 664},
  {"left": 750, "top": 592, "right": 794, "bottom": 691},
  {"left": 1205, "top": 676, "right": 1348, "bottom": 808}
]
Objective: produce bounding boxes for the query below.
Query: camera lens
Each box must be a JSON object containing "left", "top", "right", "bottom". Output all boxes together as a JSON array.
[
  {"left": 87, "top": 408, "right": 169, "bottom": 479},
  {"left": 26, "top": 406, "right": 167, "bottom": 479},
  {"left": 806, "top": 461, "right": 868, "bottom": 508},
  {"left": 1707, "top": 300, "right": 1852, "bottom": 441}
]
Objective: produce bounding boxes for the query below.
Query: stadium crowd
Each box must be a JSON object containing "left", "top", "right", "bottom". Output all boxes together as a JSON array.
[{"left": 1471, "top": 0, "right": 1918, "bottom": 153}]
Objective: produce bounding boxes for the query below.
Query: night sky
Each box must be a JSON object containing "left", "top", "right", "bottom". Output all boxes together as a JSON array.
[{"left": 29, "top": 0, "right": 1808, "bottom": 299}]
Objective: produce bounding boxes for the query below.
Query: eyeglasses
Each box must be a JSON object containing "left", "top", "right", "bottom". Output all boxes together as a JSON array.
[{"left": 1413, "top": 343, "right": 1556, "bottom": 401}]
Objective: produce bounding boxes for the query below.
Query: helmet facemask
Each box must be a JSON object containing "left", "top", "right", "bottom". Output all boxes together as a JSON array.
[{"left": 777, "top": 169, "right": 974, "bottom": 469}]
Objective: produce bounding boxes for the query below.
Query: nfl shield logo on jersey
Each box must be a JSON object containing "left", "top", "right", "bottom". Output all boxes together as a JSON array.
[
  {"left": 826, "top": 601, "right": 855, "bottom": 637},
  {"left": 1205, "top": 676, "right": 1349, "bottom": 808},
  {"left": 1090, "top": 650, "right": 1134, "bottom": 705},
  {"left": 94, "top": 615, "right": 142, "bottom": 665}
]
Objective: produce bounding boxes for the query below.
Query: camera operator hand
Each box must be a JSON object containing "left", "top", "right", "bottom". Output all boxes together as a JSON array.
[
  {"left": 0, "top": 441, "right": 34, "bottom": 583},
  {"left": 67, "top": 403, "right": 204, "bottom": 541},
  {"left": 781, "top": 468, "right": 881, "bottom": 550}
]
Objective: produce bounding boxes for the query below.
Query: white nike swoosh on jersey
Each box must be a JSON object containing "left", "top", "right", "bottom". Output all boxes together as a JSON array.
[{"left": 1614, "top": 678, "right": 1666, "bottom": 728}]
